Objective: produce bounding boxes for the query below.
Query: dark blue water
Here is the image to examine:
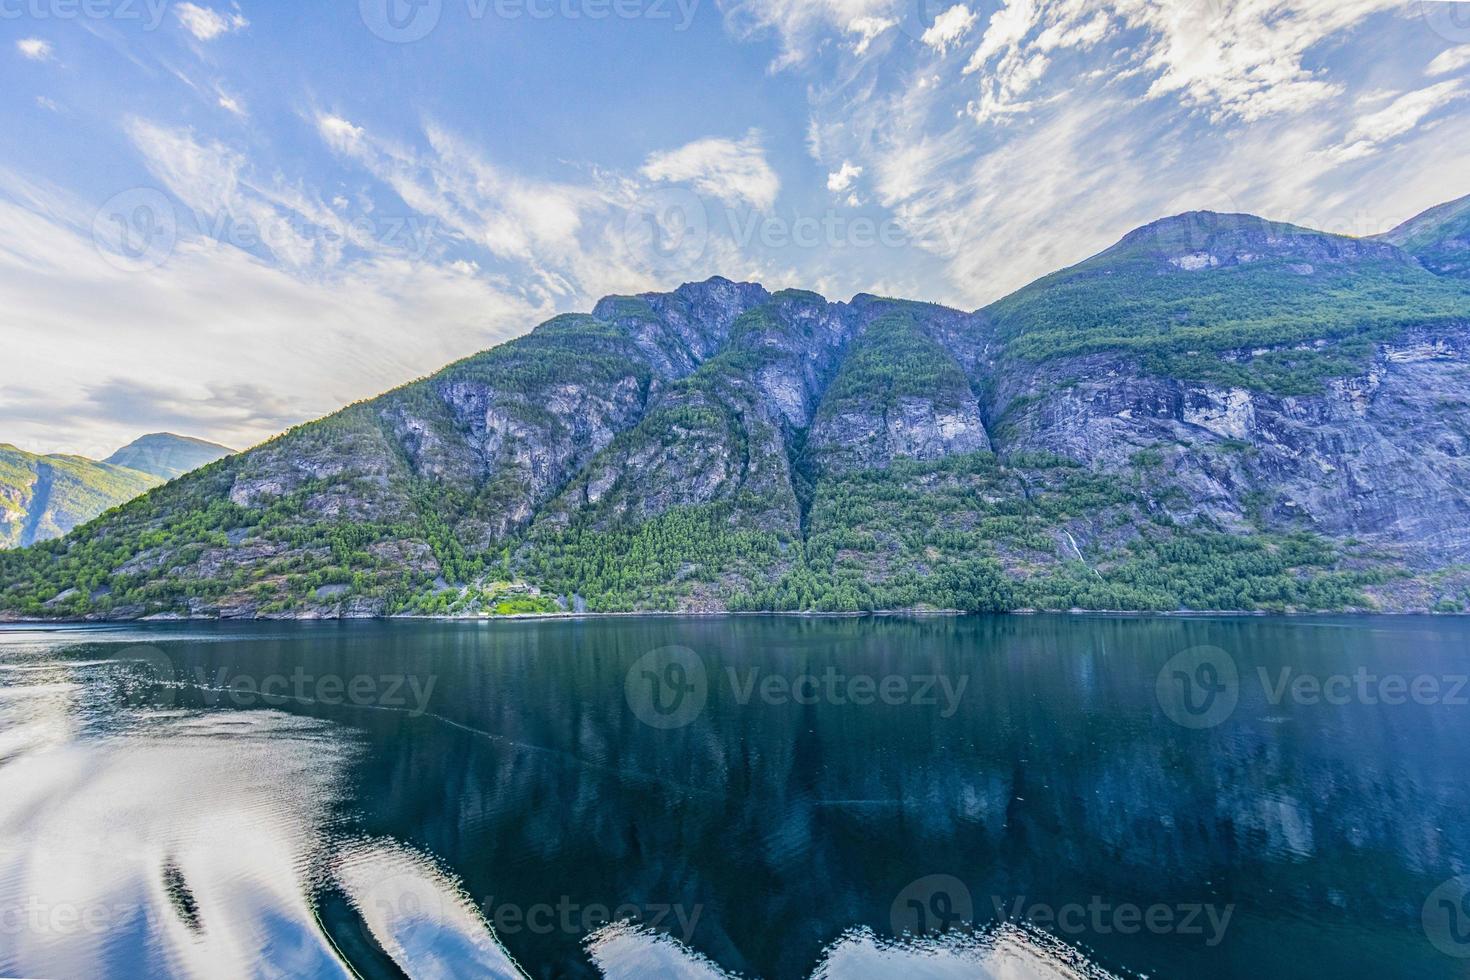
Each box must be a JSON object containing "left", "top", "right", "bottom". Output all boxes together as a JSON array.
[{"left": 2, "top": 615, "right": 1469, "bottom": 978}]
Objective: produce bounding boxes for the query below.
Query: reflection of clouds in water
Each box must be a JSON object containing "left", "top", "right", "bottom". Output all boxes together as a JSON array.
[
  {"left": 0, "top": 708, "right": 358, "bottom": 979},
  {"left": 335, "top": 840, "right": 527, "bottom": 980},
  {"left": 0, "top": 635, "right": 1129, "bottom": 980},
  {"left": 587, "top": 921, "right": 737, "bottom": 979},
  {"left": 813, "top": 925, "right": 1121, "bottom": 980},
  {"left": 588, "top": 922, "right": 1120, "bottom": 980}
]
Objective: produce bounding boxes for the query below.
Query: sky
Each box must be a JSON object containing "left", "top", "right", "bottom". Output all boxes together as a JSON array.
[{"left": 3, "top": 0, "right": 1469, "bottom": 457}]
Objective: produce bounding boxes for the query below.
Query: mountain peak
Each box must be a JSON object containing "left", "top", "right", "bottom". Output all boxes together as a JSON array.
[
  {"left": 104, "top": 433, "right": 233, "bottom": 481},
  {"left": 1377, "top": 192, "right": 1470, "bottom": 278},
  {"left": 1101, "top": 209, "right": 1405, "bottom": 272}
]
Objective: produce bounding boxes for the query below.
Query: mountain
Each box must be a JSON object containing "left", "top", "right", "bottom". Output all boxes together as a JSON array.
[
  {"left": 1378, "top": 193, "right": 1470, "bottom": 279},
  {"left": 105, "top": 433, "right": 234, "bottom": 481},
  {"left": 0, "top": 434, "right": 234, "bottom": 550},
  {"left": 3, "top": 204, "right": 1470, "bottom": 620},
  {"left": 0, "top": 446, "right": 161, "bottom": 549}
]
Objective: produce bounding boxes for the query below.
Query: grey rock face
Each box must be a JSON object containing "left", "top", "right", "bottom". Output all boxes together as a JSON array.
[
  {"left": 807, "top": 305, "right": 991, "bottom": 474},
  {"left": 1122, "top": 211, "right": 1414, "bottom": 272},
  {"left": 811, "top": 398, "right": 990, "bottom": 474},
  {"left": 987, "top": 323, "right": 1470, "bottom": 565}
]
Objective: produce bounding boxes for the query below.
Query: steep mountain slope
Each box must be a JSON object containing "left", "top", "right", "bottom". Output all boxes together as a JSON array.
[
  {"left": 977, "top": 211, "right": 1470, "bottom": 590},
  {"left": 1378, "top": 193, "right": 1470, "bottom": 278},
  {"left": 105, "top": 433, "right": 234, "bottom": 480},
  {"left": 4, "top": 205, "right": 1470, "bottom": 620},
  {"left": 0, "top": 446, "right": 161, "bottom": 549}
]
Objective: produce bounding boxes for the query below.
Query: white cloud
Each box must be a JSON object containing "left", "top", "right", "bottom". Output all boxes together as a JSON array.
[
  {"left": 1333, "top": 79, "right": 1466, "bottom": 159},
  {"left": 314, "top": 115, "right": 770, "bottom": 306},
  {"left": 921, "top": 5, "right": 976, "bottom": 54},
  {"left": 641, "top": 131, "right": 781, "bottom": 209},
  {"left": 847, "top": 15, "right": 895, "bottom": 55},
  {"left": 127, "top": 118, "right": 389, "bottom": 271},
  {"left": 826, "top": 160, "right": 863, "bottom": 192},
  {"left": 720, "top": 0, "right": 903, "bottom": 69},
  {"left": 0, "top": 171, "right": 542, "bottom": 455},
  {"left": 174, "top": 3, "right": 249, "bottom": 41},
  {"left": 317, "top": 114, "right": 365, "bottom": 153},
  {"left": 1429, "top": 47, "right": 1470, "bottom": 77},
  {"left": 217, "top": 92, "right": 246, "bottom": 116},
  {"left": 17, "top": 38, "right": 53, "bottom": 61}
]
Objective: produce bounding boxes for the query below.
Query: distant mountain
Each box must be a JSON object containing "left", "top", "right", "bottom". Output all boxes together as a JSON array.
[
  {"left": 0, "top": 434, "right": 233, "bottom": 550},
  {"left": 105, "top": 433, "right": 234, "bottom": 481},
  {"left": 4, "top": 201, "right": 1470, "bottom": 619},
  {"left": 0, "top": 446, "right": 160, "bottom": 549},
  {"left": 1378, "top": 193, "right": 1470, "bottom": 278}
]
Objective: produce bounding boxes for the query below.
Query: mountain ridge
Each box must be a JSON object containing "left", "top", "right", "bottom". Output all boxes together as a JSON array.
[
  {"left": 105, "top": 433, "right": 234, "bottom": 481},
  {"left": 4, "top": 201, "right": 1469, "bottom": 619},
  {"left": 0, "top": 434, "right": 235, "bottom": 550}
]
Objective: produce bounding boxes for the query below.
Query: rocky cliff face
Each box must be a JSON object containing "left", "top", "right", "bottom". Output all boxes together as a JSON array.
[
  {"left": 985, "top": 325, "right": 1470, "bottom": 567},
  {"left": 6, "top": 202, "right": 1470, "bottom": 619}
]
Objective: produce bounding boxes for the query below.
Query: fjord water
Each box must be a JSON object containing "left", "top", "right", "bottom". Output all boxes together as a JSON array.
[{"left": 2, "top": 616, "right": 1468, "bottom": 979}]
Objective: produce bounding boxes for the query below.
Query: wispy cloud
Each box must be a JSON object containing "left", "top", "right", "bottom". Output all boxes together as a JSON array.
[
  {"left": 314, "top": 113, "right": 775, "bottom": 304},
  {"left": 16, "top": 38, "right": 54, "bottom": 61},
  {"left": 0, "top": 169, "right": 543, "bottom": 456},
  {"left": 1429, "top": 46, "right": 1470, "bottom": 77},
  {"left": 922, "top": 5, "right": 977, "bottom": 54},
  {"left": 721, "top": 0, "right": 903, "bottom": 68},
  {"left": 641, "top": 131, "right": 781, "bottom": 209},
  {"left": 217, "top": 92, "right": 246, "bottom": 116},
  {"left": 1333, "top": 79, "right": 1467, "bottom": 161},
  {"left": 174, "top": 3, "right": 249, "bottom": 41}
]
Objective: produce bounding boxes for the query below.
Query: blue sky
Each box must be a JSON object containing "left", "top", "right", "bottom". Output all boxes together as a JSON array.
[{"left": 3, "top": 0, "right": 1469, "bottom": 455}]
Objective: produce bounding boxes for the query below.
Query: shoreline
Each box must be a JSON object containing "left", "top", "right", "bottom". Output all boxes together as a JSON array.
[{"left": 1, "top": 606, "right": 1461, "bottom": 626}]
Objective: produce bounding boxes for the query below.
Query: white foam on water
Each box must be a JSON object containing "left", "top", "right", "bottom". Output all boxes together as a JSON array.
[{"left": 335, "top": 839, "right": 528, "bottom": 980}]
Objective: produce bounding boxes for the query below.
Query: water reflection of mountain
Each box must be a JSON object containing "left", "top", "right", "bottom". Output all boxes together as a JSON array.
[{"left": 5, "top": 616, "right": 1468, "bottom": 979}]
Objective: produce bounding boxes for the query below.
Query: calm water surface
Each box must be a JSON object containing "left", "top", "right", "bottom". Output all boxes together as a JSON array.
[{"left": 1, "top": 615, "right": 1468, "bottom": 978}]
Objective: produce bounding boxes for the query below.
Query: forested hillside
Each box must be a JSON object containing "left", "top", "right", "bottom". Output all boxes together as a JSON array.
[{"left": 4, "top": 203, "right": 1469, "bottom": 619}]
